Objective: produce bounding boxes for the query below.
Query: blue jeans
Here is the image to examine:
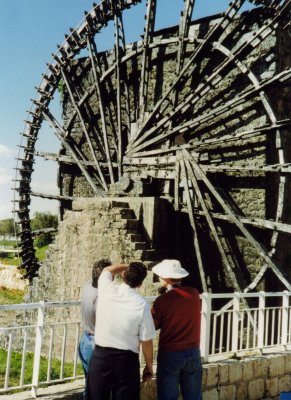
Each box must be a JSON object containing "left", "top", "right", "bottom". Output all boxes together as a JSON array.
[
  {"left": 79, "top": 333, "right": 95, "bottom": 400},
  {"left": 157, "top": 348, "right": 202, "bottom": 400}
]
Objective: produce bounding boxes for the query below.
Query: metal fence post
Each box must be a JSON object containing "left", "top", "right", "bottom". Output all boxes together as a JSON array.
[
  {"left": 258, "top": 291, "right": 265, "bottom": 350},
  {"left": 231, "top": 292, "right": 240, "bottom": 355},
  {"left": 31, "top": 301, "right": 45, "bottom": 398},
  {"left": 200, "top": 292, "right": 212, "bottom": 363},
  {"left": 281, "top": 291, "right": 289, "bottom": 347}
]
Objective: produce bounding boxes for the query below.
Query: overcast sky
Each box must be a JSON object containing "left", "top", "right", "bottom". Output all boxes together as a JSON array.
[{"left": 0, "top": 0, "right": 254, "bottom": 220}]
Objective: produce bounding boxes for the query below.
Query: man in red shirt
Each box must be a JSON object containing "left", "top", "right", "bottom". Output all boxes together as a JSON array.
[{"left": 151, "top": 259, "right": 202, "bottom": 400}]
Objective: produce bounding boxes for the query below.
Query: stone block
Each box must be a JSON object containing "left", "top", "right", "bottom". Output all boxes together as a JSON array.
[
  {"left": 218, "top": 363, "right": 229, "bottom": 385},
  {"left": 253, "top": 357, "right": 268, "bottom": 378},
  {"left": 284, "top": 353, "right": 291, "bottom": 373},
  {"left": 206, "top": 364, "right": 219, "bottom": 387},
  {"left": 219, "top": 384, "right": 236, "bottom": 400},
  {"left": 279, "top": 375, "right": 291, "bottom": 393},
  {"left": 242, "top": 359, "right": 254, "bottom": 381},
  {"left": 266, "top": 377, "right": 279, "bottom": 398},
  {"left": 236, "top": 381, "right": 248, "bottom": 400},
  {"left": 269, "top": 355, "right": 285, "bottom": 378},
  {"left": 248, "top": 378, "right": 265, "bottom": 400},
  {"left": 203, "top": 389, "right": 219, "bottom": 400},
  {"left": 228, "top": 362, "right": 242, "bottom": 384}
]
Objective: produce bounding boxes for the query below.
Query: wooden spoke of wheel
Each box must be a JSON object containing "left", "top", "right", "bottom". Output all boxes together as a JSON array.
[
  {"left": 178, "top": 152, "right": 207, "bottom": 291},
  {"left": 182, "top": 149, "right": 291, "bottom": 291}
]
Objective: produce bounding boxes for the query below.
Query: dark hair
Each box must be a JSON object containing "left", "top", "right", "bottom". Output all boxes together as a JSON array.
[
  {"left": 92, "top": 258, "right": 111, "bottom": 287},
  {"left": 123, "top": 262, "right": 147, "bottom": 288}
]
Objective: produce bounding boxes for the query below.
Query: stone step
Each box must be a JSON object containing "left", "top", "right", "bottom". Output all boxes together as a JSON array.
[
  {"left": 120, "top": 208, "right": 136, "bottom": 219},
  {"left": 142, "top": 249, "right": 160, "bottom": 261},
  {"left": 111, "top": 200, "right": 130, "bottom": 208},
  {"left": 127, "top": 233, "right": 145, "bottom": 243},
  {"left": 132, "top": 242, "right": 149, "bottom": 251},
  {"left": 127, "top": 219, "right": 140, "bottom": 231}
]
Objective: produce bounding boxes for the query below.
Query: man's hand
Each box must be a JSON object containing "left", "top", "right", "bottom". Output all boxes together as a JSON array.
[
  {"left": 142, "top": 365, "right": 153, "bottom": 382},
  {"left": 141, "top": 339, "right": 153, "bottom": 382},
  {"left": 104, "top": 263, "right": 128, "bottom": 276}
]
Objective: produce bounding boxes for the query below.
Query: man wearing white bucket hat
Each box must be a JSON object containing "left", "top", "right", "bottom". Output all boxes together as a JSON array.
[{"left": 151, "top": 259, "right": 202, "bottom": 400}]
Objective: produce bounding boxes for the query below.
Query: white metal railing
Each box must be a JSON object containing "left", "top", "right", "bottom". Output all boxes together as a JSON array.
[{"left": 1, "top": 292, "right": 291, "bottom": 397}]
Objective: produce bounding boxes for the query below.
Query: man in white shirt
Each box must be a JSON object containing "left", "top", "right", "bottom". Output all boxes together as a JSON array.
[{"left": 87, "top": 262, "right": 156, "bottom": 400}]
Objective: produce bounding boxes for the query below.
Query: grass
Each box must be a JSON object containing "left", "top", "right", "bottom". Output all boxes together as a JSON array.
[
  {"left": 0, "top": 348, "right": 83, "bottom": 391},
  {"left": 35, "top": 245, "right": 48, "bottom": 261},
  {"left": 0, "top": 240, "right": 17, "bottom": 247},
  {"left": 0, "top": 288, "right": 25, "bottom": 305},
  {"left": 0, "top": 244, "right": 48, "bottom": 268}
]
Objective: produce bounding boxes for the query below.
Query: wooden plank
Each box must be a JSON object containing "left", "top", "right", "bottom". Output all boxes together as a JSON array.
[
  {"left": 61, "top": 69, "right": 108, "bottom": 190},
  {"left": 130, "top": 67, "right": 291, "bottom": 154},
  {"left": 30, "top": 191, "right": 74, "bottom": 201},
  {"left": 130, "top": 5, "right": 291, "bottom": 153},
  {"left": 43, "top": 109, "right": 104, "bottom": 196},
  {"left": 139, "top": 0, "right": 156, "bottom": 121},
  {"left": 179, "top": 155, "right": 207, "bottom": 291},
  {"left": 174, "top": 159, "right": 180, "bottom": 211},
  {"left": 87, "top": 35, "right": 115, "bottom": 184},
  {"left": 183, "top": 149, "right": 291, "bottom": 291},
  {"left": 184, "top": 158, "right": 244, "bottom": 292},
  {"left": 196, "top": 209, "right": 291, "bottom": 234},
  {"left": 128, "top": 0, "right": 245, "bottom": 147}
]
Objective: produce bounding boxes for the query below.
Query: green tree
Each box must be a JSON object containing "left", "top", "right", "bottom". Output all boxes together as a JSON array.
[
  {"left": 31, "top": 212, "right": 58, "bottom": 231},
  {"left": 0, "top": 218, "right": 15, "bottom": 238},
  {"left": 31, "top": 212, "right": 58, "bottom": 248}
]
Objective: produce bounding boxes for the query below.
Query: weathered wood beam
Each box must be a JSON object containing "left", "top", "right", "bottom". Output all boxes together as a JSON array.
[
  {"left": 87, "top": 35, "right": 115, "bottom": 184},
  {"left": 130, "top": 4, "right": 290, "bottom": 152},
  {"left": 114, "top": 11, "right": 130, "bottom": 178},
  {"left": 43, "top": 109, "right": 104, "bottom": 195},
  {"left": 34, "top": 150, "right": 118, "bottom": 168},
  {"left": 130, "top": 66, "right": 291, "bottom": 154},
  {"left": 172, "top": 0, "right": 195, "bottom": 106},
  {"left": 31, "top": 227, "right": 58, "bottom": 236},
  {"left": 128, "top": 0, "right": 245, "bottom": 147},
  {"left": 192, "top": 119, "right": 291, "bottom": 152},
  {"left": 183, "top": 149, "right": 291, "bottom": 291},
  {"left": 61, "top": 68, "right": 108, "bottom": 190},
  {"left": 196, "top": 210, "right": 291, "bottom": 235},
  {"left": 179, "top": 155, "right": 207, "bottom": 291},
  {"left": 174, "top": 159, "right": 180, "bottom": 211},
  {"left": 139, "top": 0, "right": 156, "bottom": 121},
  {"left": 30, "top": 191, "right": 74, "bottom": 201},
  {"left": 185, "top": 158, "right": 245, "bottom": 292}
]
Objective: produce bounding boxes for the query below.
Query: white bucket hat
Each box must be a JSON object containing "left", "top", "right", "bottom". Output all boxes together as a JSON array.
[{"left": 152, "top": 259, "right": 189, "bottom": 279}]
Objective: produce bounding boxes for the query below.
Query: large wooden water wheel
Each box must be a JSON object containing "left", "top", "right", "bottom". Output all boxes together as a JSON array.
[{"left": 14, "top": 0, "right": 291, "bottom": 293}]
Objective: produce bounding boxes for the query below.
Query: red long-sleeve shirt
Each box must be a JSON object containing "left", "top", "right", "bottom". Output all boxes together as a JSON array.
[{"left": 151, "top": 287, "right": 201, "bottom": 352}]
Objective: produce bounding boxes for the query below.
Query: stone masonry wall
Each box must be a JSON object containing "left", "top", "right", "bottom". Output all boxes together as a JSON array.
[{"left": 141, "top": 352, "right": 291, "bottom": 400}]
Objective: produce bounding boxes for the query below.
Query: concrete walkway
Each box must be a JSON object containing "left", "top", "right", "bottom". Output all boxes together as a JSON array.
[{"left": 1, "top": 380, "right": 84, "bottom": 400}]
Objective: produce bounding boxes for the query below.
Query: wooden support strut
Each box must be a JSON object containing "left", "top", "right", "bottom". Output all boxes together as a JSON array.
[
  {"left": 128, "top": 0, "right": 245, "bottom": 147},
  {"left": 172, "top": 0, "right": 195, "bottom": 107},
  {"left": 130, "top": 66, "right": 291, "bottom": 154},
  {"left": 184, "top": 157, "right": 245, "bottom": 292},
  {"left": 42, "top": 109, "right": 104, "bottom": 196},
  {"left": 138, "top": 0, "right": 156, "bottom": 122},
  {"left": 60, "top": 68, "right": 108, "bottom": 190},
  {"left": 182, "top": 149, "right": 291, "bottom": 291},
  {"left": 86, "top": 35, "right": 115, "bottom": 184},
  {"left": 130, "top": 2, "right": 290, "bottom": 152},
  {"left": 178, "top": 153, "right": 208, "bottom": 291}
]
